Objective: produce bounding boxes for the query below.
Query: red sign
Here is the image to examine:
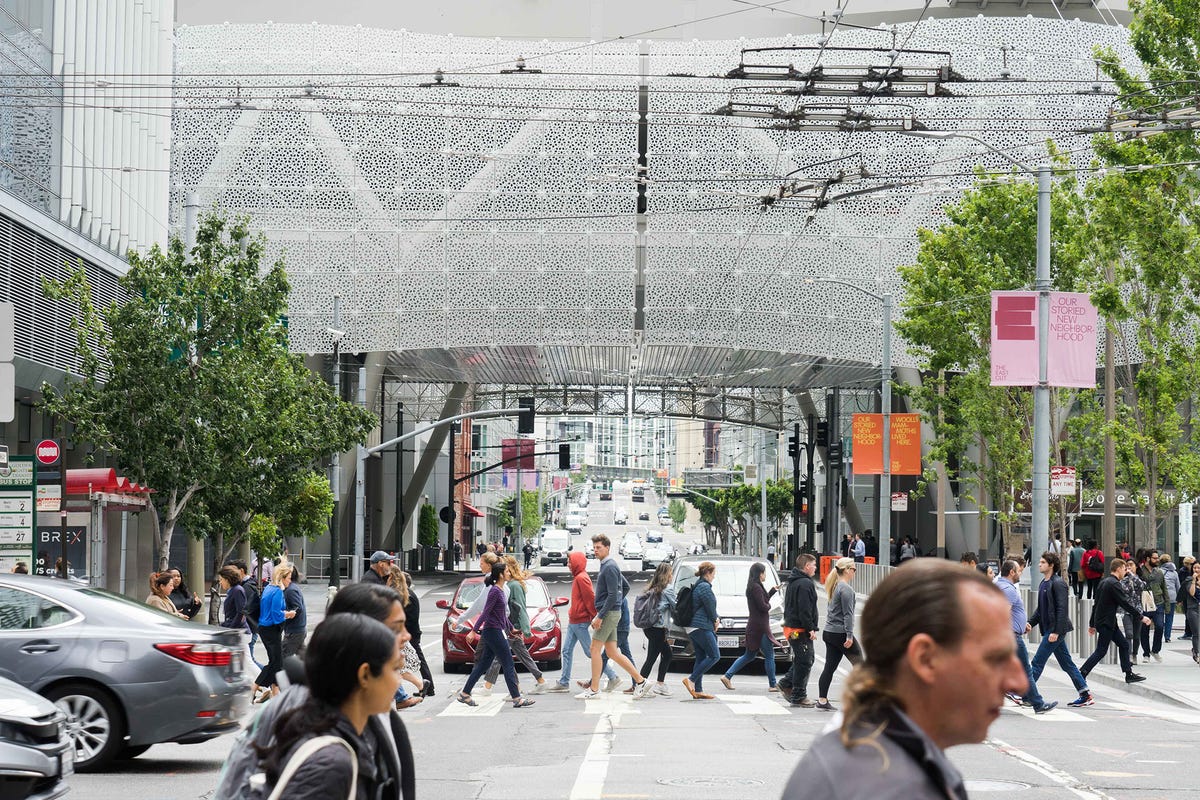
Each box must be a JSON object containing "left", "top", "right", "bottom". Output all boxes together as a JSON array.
[
  {"left": 501, "top": 438, "right": 535, "bottom": 470},
  {"left": 34, "top": 439, "right": 61, "bottom": 466}
]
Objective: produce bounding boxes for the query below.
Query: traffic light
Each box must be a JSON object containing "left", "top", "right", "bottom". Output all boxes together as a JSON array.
[
  {"left": 517, "top": 396, "right": 535, "bottom": 434},
  {"left": 558, "top": 443, "right": 571, "bottom": 470},
  {"left": 787, "top": 434, "right": 799, "bottom": 460},
  {"left": 816, "top": 420, "right": 829, "bottom": 448},
  {"left": 827, "top": 441, "right": 843, "bottom": 470},
  {"left": 792, "top": 486, "right": 808, "bottom": 516}
]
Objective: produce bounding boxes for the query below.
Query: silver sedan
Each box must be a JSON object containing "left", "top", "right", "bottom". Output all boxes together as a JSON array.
[{"left": 0, "top": 575, "right": 250, "bottom": 771}]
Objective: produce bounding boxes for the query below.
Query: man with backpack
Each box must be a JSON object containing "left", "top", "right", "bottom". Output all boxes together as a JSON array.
[
  {"left": 1082, "top": 541, "right": 1105, "bottom": 600},
  {"left": 229, "top": 559, "right": 263, "bottom": 669},
  {"left": 779, "top": 553, "right": 819, "bottom": 708}
]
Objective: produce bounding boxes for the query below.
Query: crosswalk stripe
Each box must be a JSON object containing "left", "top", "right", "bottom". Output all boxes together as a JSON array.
[
  {"left": 718, "top": 695, "right": 789, "bottom": 716},
  {"left": 437, "top": 695, "right": 506, "bottom": 717},
  {"left": 1000, "top": 706, "right": 1093, "bottom": 723}
]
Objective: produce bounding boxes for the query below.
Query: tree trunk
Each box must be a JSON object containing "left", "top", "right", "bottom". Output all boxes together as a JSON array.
[{"left": 1103, "top": 292, "right": 1117, "bottom": 559}]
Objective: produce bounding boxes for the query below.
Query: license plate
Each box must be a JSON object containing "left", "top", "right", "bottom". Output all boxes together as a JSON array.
[
  {"left": 718, "top": 636, "right": 739, "bottom": 649},
  {"left": 232, "top": 651, "right": 243, "bottom": 672}
]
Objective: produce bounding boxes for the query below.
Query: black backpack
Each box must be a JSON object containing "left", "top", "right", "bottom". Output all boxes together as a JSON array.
[
  {"left": 671, "top": 584, "right": 695, "bottom": 627},
  {"left": 1086, "top": 554, "right": 1103, "bottom": 574}
]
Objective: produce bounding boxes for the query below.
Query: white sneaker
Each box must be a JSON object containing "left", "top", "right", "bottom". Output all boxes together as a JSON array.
[
  {"left": 633, "top": 680, "right": 654, "bottom": 700},
  {"left": 604, "top": 676, "right": 621, "bottom": 693},
  {"left": 653, "top": 682, "right": 672, "bottom": 697},
  {"left": 476, "top": 685, "right": 492, "bottom": 696},
  {"left": 530, "top": 682, "right": 546, "bottom": 694},
  {"left": 1152, "top": 653, "right": 1163, "bottom": 663},
  {"left": 575, "top": 688, "right": 599, "bottom": 700}
]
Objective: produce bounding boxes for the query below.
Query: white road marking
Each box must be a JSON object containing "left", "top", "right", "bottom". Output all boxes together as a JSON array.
[
  {"left": 718, "top": 695, "right": 788, "bottom": 716},
  {"left": 568, "top": 696, "right": 639, "bottom": 800},
  {"left": 1000, "top": 706, "right": 1093, "bottom": 723},
  {"left": 1135, "top": 760, "right": 1179, "bottom": 764},
  {"left": 436, "top": 694, "right": 505, "bottom": 717},
  {"left": 989, "top": 738, "right": 1117, "bottom": 800},
  {"left": 1097, "top": 700, "right": 1200, "bottom": 725}
]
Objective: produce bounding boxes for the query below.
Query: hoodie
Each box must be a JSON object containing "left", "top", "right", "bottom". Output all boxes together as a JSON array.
[{"left": 568, "top": 551, "right": 597, "bottom": 624}]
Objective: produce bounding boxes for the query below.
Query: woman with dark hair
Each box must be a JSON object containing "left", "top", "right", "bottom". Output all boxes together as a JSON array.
[
  {"left": 218, "top": 566, "right": 249, "bottom": 632},
  {"left": 167, "top": 567, "right": 202, "bottom": 620},
  {"left": 637, "top": 562, "right": 676, "bottom": 696},
  {"left": 147, "top": 572, "right": 187, "bottom": 618},
  {"left": 720, "top": 562, "right": 780, "bottom": 692},
  {"left": 455, "top": 563, "right": 535, "bottom": 709},
  {"left": 252, "top": 613, "right": 400, "bottom": 800},
  {"left": 483, "top": 555, "right": 548, "bottom": 695},
  {"left": 682, "top": 561, "right": 720, "bottom": 700}
]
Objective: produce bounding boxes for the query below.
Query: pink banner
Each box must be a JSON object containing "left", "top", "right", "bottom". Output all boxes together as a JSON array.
[
  {"left": 991, "top": 291, "right": 1039, "bottom": 385},
  {"left": 1047, "top": 292, "right": 1098, "bottom": 388},
  {"left": 991, "top": 291, "right": 1098, "bottom": 388}
]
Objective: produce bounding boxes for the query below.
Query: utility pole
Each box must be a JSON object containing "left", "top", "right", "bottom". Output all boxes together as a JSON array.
[
  {"left": 445, "top": 421, "right": 458, "bottom": 572},
  {"left": 328, "top": 296, "right": 342, "bottom": 587},
  {"left": 790, "top": 420, "right": 801, "bottom": 562},
  {"left": 806, "top": 413, "right": 816, "bottom": 551}
]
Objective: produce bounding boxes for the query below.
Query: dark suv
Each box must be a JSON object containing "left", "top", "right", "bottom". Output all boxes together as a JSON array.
[{"left": 664, "top": 555, "right": 791, "bottom": 669}]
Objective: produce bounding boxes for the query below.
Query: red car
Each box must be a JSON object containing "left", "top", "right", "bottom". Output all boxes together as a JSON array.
[{"left": 437, "top": 575, "right": 568, "bottom": 672}]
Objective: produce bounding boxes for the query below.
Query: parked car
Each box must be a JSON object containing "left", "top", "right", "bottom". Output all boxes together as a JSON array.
[
  {"left": 638, "top": 511, "right": 651, "bottom": 521},
  {"left": 641, "top": 544, "right": 674, "bottom": 572},
  {"left": 0, "top": 675, "right": 72, "bottom": 799},
  {"left": 0, "top": 575, "right": 249, "bottom": 771},
  {"left": 663, "top": 555, "right": 791, "bottom": 669},
  {"left": 437, "top": 575, "right": 567, "bottom": 672},
  {"left": 646, "top": 529, "right": 663, "bottom": 544},
  {"left": 583, "top": 540, "right": 595, "bottom": 560}
]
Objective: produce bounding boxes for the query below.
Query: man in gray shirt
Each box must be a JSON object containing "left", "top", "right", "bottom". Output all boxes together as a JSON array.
[
  {"left": 782, "top": 560, "right": 1028, "bottom": 800},
  {"left": 577, "top": 534, "right": 651, "bottom": 700}
]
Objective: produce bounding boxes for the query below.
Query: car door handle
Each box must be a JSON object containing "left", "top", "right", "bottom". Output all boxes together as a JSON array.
[{"left": 20, "top": 642, "right": 60, "bottom": 654}]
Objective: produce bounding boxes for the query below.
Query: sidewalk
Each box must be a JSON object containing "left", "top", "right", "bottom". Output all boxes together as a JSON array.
[{"left": 1076, "top": 635, "right": 1200, "bottom": 710}]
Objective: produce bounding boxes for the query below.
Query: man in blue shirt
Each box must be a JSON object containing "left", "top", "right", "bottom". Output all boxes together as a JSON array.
[
  {"left": 282, "top": 565, "right": 308, "bottom": 660},
  {"left": 995, "top": 559, "right": 1057, "bottom": 714},
  {"left": 852, "top": 534, "right": 866, "bottom": 563}
]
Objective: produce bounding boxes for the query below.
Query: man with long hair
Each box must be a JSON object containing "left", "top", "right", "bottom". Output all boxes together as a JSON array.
[{"left": 782, "top": 560, "right": 1027, "bottom": 798}]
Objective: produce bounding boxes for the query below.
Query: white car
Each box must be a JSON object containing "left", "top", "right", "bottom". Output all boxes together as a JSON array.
[
  {"left": 641, "top": 544, "right": 673, "bottom": 571},
  {"left": 620, "top": 533, "right": 644, "bottom": 560}
]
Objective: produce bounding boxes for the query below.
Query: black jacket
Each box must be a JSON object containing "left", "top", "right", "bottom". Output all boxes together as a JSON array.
[
  {"left": 1089, "top": 575, "right": 1142, "bottom": 628},
  {"left": 1029, "top": 574, "right": 1072, "bottom": 637},
  {"left": 783, "top": 568, "right": 818, "bottom": 631}
]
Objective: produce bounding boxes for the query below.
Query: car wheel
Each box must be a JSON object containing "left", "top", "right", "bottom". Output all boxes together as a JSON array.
[
  {"left": 46, "top": 683, "right": 125, "bottom": 771},
  {"left": 116, "top": 744, "right": 151, "bottom": 760}
]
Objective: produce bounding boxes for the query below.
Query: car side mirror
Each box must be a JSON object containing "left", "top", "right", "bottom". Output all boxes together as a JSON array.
[
  {"left": 435, "top": 599, "right": 450, "bottom": 609},
  {"left": 553, "top": 597, "right": 569, "bottom": 607}
]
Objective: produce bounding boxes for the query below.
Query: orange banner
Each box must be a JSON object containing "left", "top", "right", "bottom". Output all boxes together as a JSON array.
[
  {"left": 850, "top": 413, "right": 922, "bottom": 475},
  {"left": 851, "top": 414, "right": 884, "bottom": 474},
  {"left": 889, "top": 413, "right": 922, "bottom": 475}
]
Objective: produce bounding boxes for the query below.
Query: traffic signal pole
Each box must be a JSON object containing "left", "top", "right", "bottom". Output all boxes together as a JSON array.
[{"left": 790, "top": 421, "right": 801, "bottom": 565}]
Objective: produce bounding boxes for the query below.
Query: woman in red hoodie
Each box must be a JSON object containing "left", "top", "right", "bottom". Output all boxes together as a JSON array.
[
  {"left": 1082, "top": 540, "right": 1105, "bottom": 599},
  {"left": 547, "top": 551, "right": 619, "bottom": 692}
]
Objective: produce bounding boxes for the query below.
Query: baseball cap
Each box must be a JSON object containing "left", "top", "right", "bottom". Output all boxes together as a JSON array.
[{"left": 370, "top": 550, "right": 395, "bottom": 564}]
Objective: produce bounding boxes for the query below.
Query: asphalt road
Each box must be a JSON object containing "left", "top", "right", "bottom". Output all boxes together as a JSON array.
[{"left": 64, "top": 492, "right": 1200, "bottom": 799}]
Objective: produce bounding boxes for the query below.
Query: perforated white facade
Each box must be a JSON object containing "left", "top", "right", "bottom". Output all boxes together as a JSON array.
[{"left": 171, "top": 15, "right": 1136, "bottom": 386}]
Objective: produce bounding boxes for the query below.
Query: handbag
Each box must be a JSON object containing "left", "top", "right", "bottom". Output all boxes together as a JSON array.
[
  {"left": 1140, "top": 590, "right": 1156, "bottom": 612},
  {"left": 255, "top": 735, "right": 358, "bottom": 800}
]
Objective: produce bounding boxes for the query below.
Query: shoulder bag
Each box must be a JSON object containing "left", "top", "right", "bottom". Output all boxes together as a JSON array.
[{"left": 259, "top": 735, "right": 358, "bottom": 800}]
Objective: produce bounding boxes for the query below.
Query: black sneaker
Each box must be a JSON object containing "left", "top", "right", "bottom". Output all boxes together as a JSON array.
[
  {"left": 1125, "top": 672, "right": 1147, "bottom": 683},
  {"left": 815, "top": 700, "right": 835, "bottom": 711},
  {"left": 1034, "top": 701, "right": 1058, "bottom": 714}
]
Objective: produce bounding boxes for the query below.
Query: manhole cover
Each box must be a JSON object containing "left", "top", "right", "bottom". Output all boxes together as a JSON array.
[
  {"left": 964, "top": 780, "right": 1032, "bottom": 792},
  {"left": 658, "top": 777, "right": 765, "bottom": 789}
]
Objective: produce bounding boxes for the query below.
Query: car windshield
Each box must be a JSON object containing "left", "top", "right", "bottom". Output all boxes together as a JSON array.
[
  {"left": 455, "top": 580, "right": 549, "bottom": 610},
  {"left": 78, "top": 588, "right": 193, "bottom": 625},
  {"left": 674, "top": 561, "right": 780, "bottom": 595}
]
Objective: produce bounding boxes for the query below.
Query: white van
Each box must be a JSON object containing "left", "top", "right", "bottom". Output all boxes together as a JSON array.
[
  {"left": 564, "top": 512, "right": 585, "bottom": 533},
  {"left": 539, "top": 529, "right": 572, "bottom": 567}
]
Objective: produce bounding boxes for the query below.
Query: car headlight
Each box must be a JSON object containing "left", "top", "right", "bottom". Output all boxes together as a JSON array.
[{"left": 532, "top": 615, "right": 555, "bottom": 632}]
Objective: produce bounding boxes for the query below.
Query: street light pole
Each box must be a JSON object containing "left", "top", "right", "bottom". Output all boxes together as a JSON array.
[
  {"left": 806, "top": 278, "right": 893, "bottom": 568},
  {"left": 902, "top": 130, "right": 1051, "bottom": 554}
]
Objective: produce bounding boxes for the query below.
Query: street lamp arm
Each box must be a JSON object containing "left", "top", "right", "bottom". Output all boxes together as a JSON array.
[
  {"left": 900, "top": 130, "right": 1033, "bottom": 174},
  {"left": 805, "top": 276, "right": 885, "bottom": 302}
]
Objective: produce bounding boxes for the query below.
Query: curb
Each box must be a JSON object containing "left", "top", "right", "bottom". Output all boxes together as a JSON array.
[{"left": 1084, "top": 667, "right": 1200, "bottom": 710}]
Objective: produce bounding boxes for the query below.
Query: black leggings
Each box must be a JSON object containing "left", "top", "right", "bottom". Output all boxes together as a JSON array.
[
  {"left": 639, "top": 626, "right": 672, "bottom": 682},
  {"left": 817, "top": 630, "right": 863, "bottom": 699},
  {"left": 254, "top": 624, "right": 284, "bottom": 687}
]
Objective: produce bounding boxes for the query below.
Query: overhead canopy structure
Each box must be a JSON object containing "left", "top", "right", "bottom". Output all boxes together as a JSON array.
[{"left": 171, "top": 15, "right": 1135, "bottom": 391}]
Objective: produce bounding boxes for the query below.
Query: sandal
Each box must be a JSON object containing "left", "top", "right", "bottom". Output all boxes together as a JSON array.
[
  {"left": 456, "top": 692, "right": 478, "bottom": 707},
  {"left": 512, "top": 697, "right": 536, "bottom": 708}
]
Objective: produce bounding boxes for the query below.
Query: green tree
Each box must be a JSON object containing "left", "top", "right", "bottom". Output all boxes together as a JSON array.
[
  {"left": 418, "top": 503, "right": 439, "bottom": 548},
  {"left": 668, "top": 498, "right": 687, "bottom": 531},
  {"left": 40, "top": 211, "right": 375, "bottom": 571},
  {"left": 897, "top": 162, "right": 1090, "bottom": 537},
  {"left": 498, "top": 489, "right": 543, "bottom": 539}
]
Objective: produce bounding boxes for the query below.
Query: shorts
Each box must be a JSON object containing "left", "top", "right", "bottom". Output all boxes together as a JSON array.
[{"left": 596, "top": 610, "right": 622, "bottom": 642}]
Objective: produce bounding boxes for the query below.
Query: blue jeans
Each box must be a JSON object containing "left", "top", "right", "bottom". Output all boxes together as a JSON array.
[
  {"left": 724, "top": 633, "right": 777, "bottom": 688},
  {"left": 463, "top": 628, "right": 520, "bottom": 698},
  {"left": 1029, "top": 634, "right": 1088, "bottom": 694},
  {"left": 688, "top": 628, "right": 721, "bottom": 691},
  {"left": 558, "top": 622, "right": 616, "bottom": 687},
  {"left": 1164, "top": 602, "right": 1176, "bottom": 642},
  {"left": 1014, "top": 634, "right": 1045, "bottom": 708}
]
